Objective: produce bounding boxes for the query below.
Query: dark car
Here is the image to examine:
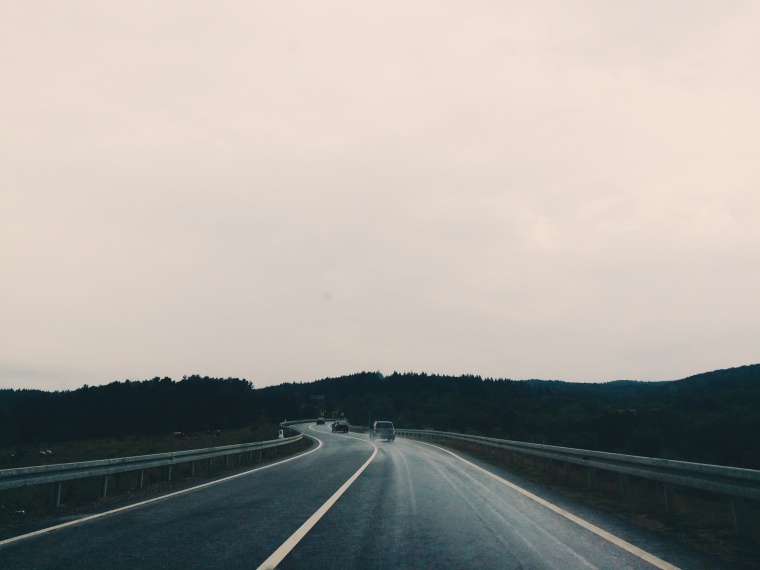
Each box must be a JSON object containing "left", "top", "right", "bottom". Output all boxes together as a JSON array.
[
  {"left": 316, "top": 417, "right": 325, "bottom": 425},
  {"left": 332, "top": 419, "right": 349, "bottom": 433},
  {"left": 372, "top": 420, "right": 395, "bottom": 441}
]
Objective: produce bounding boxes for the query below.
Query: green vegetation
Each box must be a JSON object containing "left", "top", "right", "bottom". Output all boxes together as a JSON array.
[
  {"left": 0, "top": 423, "right": 288, "bottom": 470},
  {"left": 2, "top": 365, "right": 756, "bottom": 566},
  {"left": 0, "top": 375, "right": 259, "bottom": 452},
  {"left": 1, "top": 364, "right": 759, "bottom": 469},
  {"left": 256, "top": 364, "right": 760, "bottom": 469}
]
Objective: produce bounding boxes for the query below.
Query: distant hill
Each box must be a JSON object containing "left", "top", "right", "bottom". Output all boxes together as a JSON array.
[
  {"left": 0, "top": 376, "right": 258, "bottom": 447},
  {"left": 255, "top": 364, "right": 760, "bottom": 468},
  {"left": 2, "top": 364, "right": 758, "bottom": 469}
]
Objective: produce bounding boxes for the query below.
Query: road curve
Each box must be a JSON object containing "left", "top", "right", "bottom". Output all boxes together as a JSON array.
[
  {"left": 0, "top": 425, "right": 371, "bottom": 569},
  {"left": 277, "top": 425, "right": 727, "bottom": 569},
  {"left": 0, "top": 422, "right": 730, "bottom": 569}
]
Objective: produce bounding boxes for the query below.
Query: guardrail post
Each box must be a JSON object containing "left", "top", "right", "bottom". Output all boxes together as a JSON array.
[
  {"left": 9, "top": 426, "right": 756, "bottom": 535},
  {"left": 663, "top": 483, "right": 677, "bottom": 516},
  {"left": 51, "top": 482, "right": 62, "bottom": 507},
  {"left": 620, "top": 474, "right": 631, "bottom": 501},
  {"left": 730, "top": 496, "right": 748, "bottom": 537},
  {"left": 224, "top": 455, "right": 230, "bottom": 467}
]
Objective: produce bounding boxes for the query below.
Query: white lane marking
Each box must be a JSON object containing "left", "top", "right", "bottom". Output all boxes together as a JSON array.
[
  {"left": 0, "top": 431, "right": 323, "bottom": 548},
  {"left": 422, "top": 450, "right": 595, "bottom": 568},
  {"left": 416, "top": 441, "right": 681, "bottom": 570},
  {"left": 256, "top": 434, "right": 378, "bottom": 570},
  {"left": 343, "top": 432, "right": 374, "bottom": 444},
  {"left": 396, "top": 450, "right": 418, "bottom": 516},
  {"left": 309, "top": 423, "right": 368, "bottom": 442}
]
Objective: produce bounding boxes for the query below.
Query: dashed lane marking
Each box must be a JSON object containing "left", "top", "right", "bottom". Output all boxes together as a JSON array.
[{"left": 257, "top": 429, "right": 377, "bottom": 569}]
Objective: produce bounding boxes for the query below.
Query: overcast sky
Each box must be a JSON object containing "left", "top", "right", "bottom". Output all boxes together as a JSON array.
[{"left": 2, "top": 1, "right": 759, "bottom": 391}]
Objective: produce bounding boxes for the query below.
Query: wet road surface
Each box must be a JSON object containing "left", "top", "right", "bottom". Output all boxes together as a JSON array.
[{"left": 1, "top": 423, "right": 729, "bottom": 569}]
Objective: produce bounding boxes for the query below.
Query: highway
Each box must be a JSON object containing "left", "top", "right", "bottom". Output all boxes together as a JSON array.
[{"left": 0, "top": 422, "right": 730, "bottom": 569}]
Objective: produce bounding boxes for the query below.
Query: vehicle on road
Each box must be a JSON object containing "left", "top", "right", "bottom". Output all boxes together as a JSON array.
[
  {"left": 316, "top": 417, "right": 325, "bottom": 425},
  {"left": 372, "top": 420, "right": 395, "bottom": 441},
  {"left": 332, "top": 419, "right": 349, "bottom": 433}
]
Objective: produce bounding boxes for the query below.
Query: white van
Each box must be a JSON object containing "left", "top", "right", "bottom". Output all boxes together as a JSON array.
[{"left": 372, "top": 421, "right": 395, "bottom": 441}]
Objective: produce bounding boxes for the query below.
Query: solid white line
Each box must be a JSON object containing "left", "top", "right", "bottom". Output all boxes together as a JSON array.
[
  {"left": 0, "top": 433, "right": 323, "bottom": 548},
  {"left": 256, "top": 436, "right": 377, "bottom": 570},
  {"left": 416, "top": 441, "right": 680, "bottom": 570}
]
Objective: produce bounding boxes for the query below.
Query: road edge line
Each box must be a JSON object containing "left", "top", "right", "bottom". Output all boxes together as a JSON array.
[
  {"left": 0, "top": 433, "right": 323, "bottom": 548},
  {"left": 417, "top": 440, "right": 681, "bottom": 570}
]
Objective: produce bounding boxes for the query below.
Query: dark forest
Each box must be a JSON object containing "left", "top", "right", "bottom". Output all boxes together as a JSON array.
[{"left": 2, "top": 364, "right": 758, "bottom": 469}]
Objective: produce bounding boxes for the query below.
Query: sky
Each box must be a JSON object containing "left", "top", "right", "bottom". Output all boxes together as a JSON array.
[{"left": 2, "top": 1, "right": 759, "bottom": 391}]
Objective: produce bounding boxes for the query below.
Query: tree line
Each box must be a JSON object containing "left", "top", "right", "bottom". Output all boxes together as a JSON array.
[
  {"left": 256, "top": 364, "right": 760, "bottom": 469},
  {"left": 1, "top": 365, "right": 758, "bottom": 469},
  {"left": 0, "top": 375, "right": 259, "bottom": 446}
]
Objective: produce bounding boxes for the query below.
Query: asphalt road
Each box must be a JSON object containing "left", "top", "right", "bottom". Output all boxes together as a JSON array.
[{"left": 0, "top": 423, "right": 731, "bottom": 569}]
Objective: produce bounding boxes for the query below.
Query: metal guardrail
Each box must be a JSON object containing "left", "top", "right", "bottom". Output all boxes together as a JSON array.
[
  {"left": 396, "top": 429, "right": 760, "bottom": 499},
  {"left": 283, "top": 418, "right": 367, "bottom": 434},
  {"left": 396, "top": 428, "right": 759, "bottom": 536},
  {"left": 0, "top": 431, "right": 303, "bottom": 505},
  {"left": 10, "top": 418, "right": 751, "bottom": 535},
  {"left": 281, "top": 418, "right": 337, "bottom": 427}
]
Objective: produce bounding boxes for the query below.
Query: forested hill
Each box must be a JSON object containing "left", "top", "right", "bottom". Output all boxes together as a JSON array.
[
  {"left": 0, "top": 376, "right": 257, "bottom": 446},
  {"left": 256, "top": 364, "right": 760, "bottom": 469},
  {"left": 1, "top": 365, "right": 758, "bottom": 469}
]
